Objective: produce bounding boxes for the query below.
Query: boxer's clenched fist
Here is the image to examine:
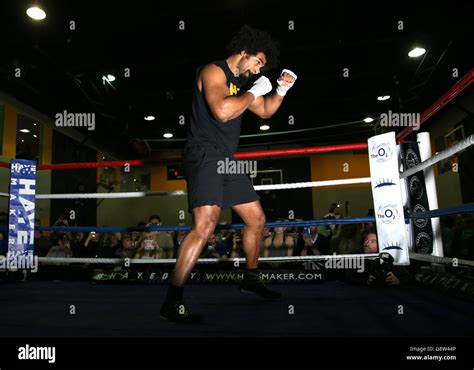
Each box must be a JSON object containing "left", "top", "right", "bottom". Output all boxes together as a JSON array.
[
  {"left": 247, "top": 76, "right": 272, "bottom": 100},
  {"left": 276, "top": 69, "right": 297, "bottom": 96}
]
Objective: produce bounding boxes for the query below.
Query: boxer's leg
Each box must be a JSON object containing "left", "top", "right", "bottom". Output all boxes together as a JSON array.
[
  {"left": 160, "top": 205, "right": 220, "bottom": 323},
  {"left": 230, "top": 197, "right": 281, "bottom": 300}
]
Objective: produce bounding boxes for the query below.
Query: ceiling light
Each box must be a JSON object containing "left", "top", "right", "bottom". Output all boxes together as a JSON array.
[
  {"left": 144, "top": 116, "right": 155, "bottom": 121},
  {"left": 363, "top": 117, "right": 374, "bottom": 123},
  {"left": 20, "top": 129, "right": 30, "bottom": 133},
  {"left": 102, "top": 74, "right": 116, "bottom": 82},
  {"left": 21, "top": 139, "right": 25, "bottom": 142},
  {"left": 26, "top": 6, "right": 46, "bottom": 20},
  {"left": 33, "top": 134, "right": 37, "bottom": 138},
  {"left": 260, "top": 124, "right": 270, "bottom": 131},
  {"left": 163, "top": 133, "right": 173, "bottom": 138},
  {"left": 377, "top": 95, "right": 390, "bottom": 101},
  {"left": 408, "top": 47, "right": 426, "bottom": 58},
  {"left": 34, "top": 123, "right": 37, "bottom": 126}
]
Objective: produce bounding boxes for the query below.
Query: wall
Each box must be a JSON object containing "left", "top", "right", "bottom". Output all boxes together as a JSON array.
[
  {"left": 96, "top": 167, "right": 232, "bottom": 227},
  {"left": 310, "top": 152, "right": 371, "bottom": 217}
]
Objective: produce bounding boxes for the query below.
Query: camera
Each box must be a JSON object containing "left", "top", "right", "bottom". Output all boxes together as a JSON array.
[
  {"left": 144, "top": 240, "right": 155, "bottom": 251},
  {"left": 369, "top": 252, "right": 394, "bottom": 286}
]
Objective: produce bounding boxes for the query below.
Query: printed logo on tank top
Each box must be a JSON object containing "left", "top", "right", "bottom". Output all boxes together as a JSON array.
[{"left": 229, "top": 83, "right": 240, "bottom": 96}]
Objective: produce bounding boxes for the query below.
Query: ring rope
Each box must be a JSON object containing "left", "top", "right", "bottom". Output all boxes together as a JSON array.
[
  {"left": 37, "top": 253, "right": 380, "bottom": 265},
  {"left": 29, "top": 177, "right": 371, "bottom": 199},
  {"left": 0, "top": 142, "right": 368, "bottom": 170},
  {"left": 409, "top": 252, "right": 474, "bottom": 267},
  {"left": 400, "top": 134, "right": 474, "bottom": 179}
]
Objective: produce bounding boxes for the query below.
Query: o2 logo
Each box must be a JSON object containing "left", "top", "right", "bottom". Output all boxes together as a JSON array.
[
  {"left": 370, "top": 143, "right": 393, "bottom": 163},
  {"left": 377, "top": 204, "right": 400, "bottom": 224}
]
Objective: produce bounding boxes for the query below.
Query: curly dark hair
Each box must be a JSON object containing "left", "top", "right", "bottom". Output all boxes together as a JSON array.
[{"left": 226, "top": 25, "right": 280, "bottom": 71}]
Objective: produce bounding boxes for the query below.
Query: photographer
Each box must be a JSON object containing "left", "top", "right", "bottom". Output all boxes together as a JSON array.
[{"left": 347, "top": 231, "right": 413, "bottom": 286}]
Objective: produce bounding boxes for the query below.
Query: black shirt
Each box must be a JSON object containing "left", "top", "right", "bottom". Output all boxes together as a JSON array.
[{"left": 186, "top": 60, "right": 243, "bottom": 156}]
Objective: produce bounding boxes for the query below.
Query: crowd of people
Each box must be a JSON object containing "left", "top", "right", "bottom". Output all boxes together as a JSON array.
[{"left": 1, "top": 209, "right": 472, "bottom": 263}]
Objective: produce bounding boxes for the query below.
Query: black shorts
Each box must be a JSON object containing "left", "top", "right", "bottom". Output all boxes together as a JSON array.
[{"left": 183, "top": 144, "right": 260, "bottom": 213}]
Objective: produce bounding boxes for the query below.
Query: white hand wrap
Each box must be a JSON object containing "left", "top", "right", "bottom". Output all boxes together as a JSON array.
[
  {"left": 276, "top": 69, "right": 297, "bottom": 96},
  {"left": 247, "top": 76, "right": 272, "bottom": 99}
]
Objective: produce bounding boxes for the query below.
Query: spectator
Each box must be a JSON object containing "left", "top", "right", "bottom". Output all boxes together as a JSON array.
[
  {"left": 201, "top": 234, "right": 221, "bottom": 259},
  {"left": 294, "top": 225, "right": 330, "bottom": 256},
  {"left": 82, "top": 231, "right": 101, "bottom": 257},
  {"left": 33, "top": 219, "right": 51, "bottom": 257},
  {"left": 46, "top": 235, "right": 72, "bottom": 258},
  {"left": 70, "top": 231, "right": 87, "bottom": 257},
  {"left": 98, "top": 233, "right": 121, "bottom": 258},
  {"left": 172, "top": 221, "right": 188, "bottom": 258},
  {"left": 135, "top": 238, "right": 161, "bottom": 259},
  {"left": 262, "top": 219, "right": 295, "bottom": 257},
  {"left": 115, "top": 234, "right": 136, "bottom": 258},
  {"left": 130, "top": 226, "right": 142, "bottom": 248},
  {"left": 330, "top": 223, "right": 362, "bottom": 255},
  {"left": 148, "top": 216, "right": 174, "bottom": 259},
  {"left": 230, "top": 231, "right": 245, "bottom": 258}
]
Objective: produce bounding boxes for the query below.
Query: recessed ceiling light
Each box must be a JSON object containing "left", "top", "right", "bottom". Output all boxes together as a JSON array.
[
  {"left": 33, "top": 134, "right": 37, "bottom": 138},
  {"left": 144, "top": 116, "right": 155, "bottom": 121},
  {"left": 408, "top": 47, "right": 426, "bottom": 58},
  {"left": 133, "top": 179, "right": 137, "bottom": 182},
  {"left": 34, "top": 123, "right": 37, "bottom": 126},
  {"left": 363, "top": 117, "right": 374, "bottom": 123},
  {"left": 377, "top": 95, "right": 390, "bottom": 101},
  {"left": 20, "top": 129, "right": 30, "bottom": 133},
  {"left": 163, "top": 133, "right": 173, "bottom": 138},
  {"left": 26, "top": 6, "right": 46, "bottom": 20},
  {"left": 21, "top": 139, "right": 25, "bottom": 142},
  {"left": 102, "top": 74, "right": 116, "bottom": 82},
  {"left": 260, "top": 124, "right": 270, "bottom": 131}
]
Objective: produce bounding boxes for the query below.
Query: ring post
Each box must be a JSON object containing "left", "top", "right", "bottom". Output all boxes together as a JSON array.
[
  {"left": 417, "top": 132, "right": 444, "bottom": 257},
  {"left": 368, "top": 132, "right": 410, "bottom": 265}
]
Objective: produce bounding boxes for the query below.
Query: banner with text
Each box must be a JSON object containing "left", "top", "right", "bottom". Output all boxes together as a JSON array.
[{"left": 8, "top": 159, "right": 37, "bottom": 257}]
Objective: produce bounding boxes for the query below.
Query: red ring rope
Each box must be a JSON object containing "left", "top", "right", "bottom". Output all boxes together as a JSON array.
[
  {"left": 0, "top": 71, "right": 471, "bottom": 171},
  {"left": 0, "top": 142, "right": 368, "bottom": 170}
]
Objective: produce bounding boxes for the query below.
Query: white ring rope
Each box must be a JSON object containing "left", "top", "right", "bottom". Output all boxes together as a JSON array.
[
  {"left": 3, "top": 135, "right": 471, "bottom": 200},
  {"left": 33, "top": 177, "right": 372, "bottom": 199},
  {"left": 35, "top": 190, "right": 187, "bottom": 200},
  {"left": 409, "top": 252, "right": 474, "bottom": 267},
  {"left": 400, "top": 134, "right": 474, "bottom": 179},
  {"left": 253, "top": 177, "right": 371, "bottom": 191},
  {"left": 38, "top": 253, "right": 380, "bottom": 265},
  {"left": 36, "top": 253, "right": 474, "bottom": 267}
]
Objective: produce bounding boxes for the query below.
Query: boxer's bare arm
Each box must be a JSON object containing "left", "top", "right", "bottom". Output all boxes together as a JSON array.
[
  {"left": 248, "top": 70, "right": 296, "bottom": 118},
  {"left": 198, "top": 64, "right": 254, "bottom": 122}
]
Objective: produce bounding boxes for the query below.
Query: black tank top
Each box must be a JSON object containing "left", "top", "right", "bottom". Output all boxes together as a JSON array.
[{"left": 186, "top": 60, "right": 242, "bottom": 156}]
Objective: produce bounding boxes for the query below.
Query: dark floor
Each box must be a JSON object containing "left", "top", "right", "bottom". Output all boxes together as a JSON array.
[{"left": 1, "top": 280, "right": 473, "bottom": 337}]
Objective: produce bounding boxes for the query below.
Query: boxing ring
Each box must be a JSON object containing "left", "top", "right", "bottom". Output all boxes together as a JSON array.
[{"left": 0, "top": 73, "right": 473, "bottom": 370}]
